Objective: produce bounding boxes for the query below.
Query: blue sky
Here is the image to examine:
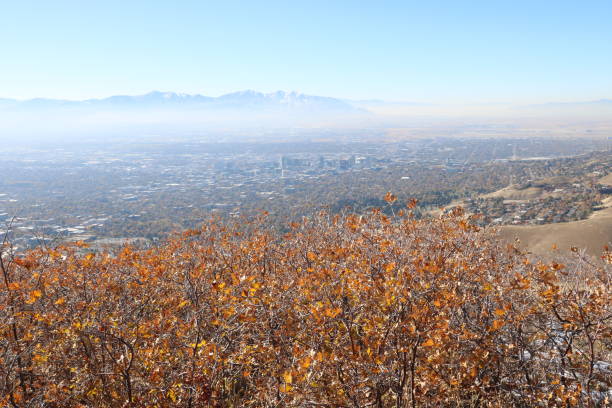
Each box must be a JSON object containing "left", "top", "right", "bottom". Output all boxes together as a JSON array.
[{"left": 1, "top": 0, "right": 611, "bottom": 103}]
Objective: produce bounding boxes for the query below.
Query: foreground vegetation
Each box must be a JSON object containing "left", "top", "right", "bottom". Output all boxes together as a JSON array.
[{"left": 1, "top": 198, "right": 611, "bottom": 407}]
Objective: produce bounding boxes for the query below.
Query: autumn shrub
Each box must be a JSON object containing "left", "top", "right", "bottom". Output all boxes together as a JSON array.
[{"left": 1, "top": 203, "right": 610, "bottom": 407}]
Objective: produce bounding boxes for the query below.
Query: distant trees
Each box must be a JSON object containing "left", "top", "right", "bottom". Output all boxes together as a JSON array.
[{"left": 1, "top": 200, "right": 610, "bottom": 407}]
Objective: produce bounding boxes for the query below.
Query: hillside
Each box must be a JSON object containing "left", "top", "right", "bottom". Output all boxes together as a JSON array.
[
  {"left": 1, "top": 207, "right": 610, "bottom": 407},
  {"left": 500, "top": 197, "right": 612, "bottom": 258},
  {"left": 499, "top": 173, "right": 612, "bottom": 258},
  {"left": 599, "top": 172, "right": 612, "bottom": 186}
]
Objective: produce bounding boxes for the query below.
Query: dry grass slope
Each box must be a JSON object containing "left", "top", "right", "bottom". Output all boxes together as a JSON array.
[
  {"left": 500, "top": 174, "right": 612, "bottom": 258},
  {"left": 482, "top": 186, "right": 543, "bottom": 200},
  {"left": 599, "top": 172, "right": 612, "bottom": 186}
]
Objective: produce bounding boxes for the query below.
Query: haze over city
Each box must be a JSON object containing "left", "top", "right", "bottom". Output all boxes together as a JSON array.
[{"left": 1, "top": 1, "right": 611, "bottom": 143}]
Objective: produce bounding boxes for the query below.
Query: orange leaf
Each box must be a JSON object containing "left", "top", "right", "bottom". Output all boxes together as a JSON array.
[
  {"left": 324, "top": 308, "right": 341, "bottom": 318},
  {"left": 26, "top": 289, "right": 42, "bottom": 304},
  {"left": 489, "top": 319, "right": 504, "bottom": 332},
  {"left": 384, "top": 192, "right": 397, "bottom": 204},
  {"left": 75, "top": 241, "right": 90, "bottom": 248},
  {"left": 494, "top": 308, "right": 506, "bottom": 316},
  {"left": 422, "top": 338, "right": 435, "bottom": 347}
]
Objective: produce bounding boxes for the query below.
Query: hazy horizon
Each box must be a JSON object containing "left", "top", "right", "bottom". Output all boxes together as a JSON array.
[
  {"left": 1, "top": 88, "right": 611, "bottom": 106},
  {"left": 2, "top": 88, "right": 612, "bottom": 141},
  {"left": 1, "top": 1, "right": 611, "bottom": 145}
]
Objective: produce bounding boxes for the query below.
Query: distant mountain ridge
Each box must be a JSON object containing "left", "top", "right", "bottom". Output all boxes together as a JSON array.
[
  {"left": 0, "top": 90, "right": 361, "bottom": 113},
  {"left": 3, "top": 92, "right": 611, "bottom": 112},
  {"left": 520, "top": 99, "right": 612, "bottom": 109}
]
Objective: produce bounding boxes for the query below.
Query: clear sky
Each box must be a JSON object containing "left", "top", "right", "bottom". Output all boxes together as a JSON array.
[{"left": 1, "top": 0, "right": 611, "bottom": 103}]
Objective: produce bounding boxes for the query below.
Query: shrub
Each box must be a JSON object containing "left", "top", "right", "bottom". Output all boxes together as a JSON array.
[{"left": 1, "top": 205, "right": 610, "bottom": 407}]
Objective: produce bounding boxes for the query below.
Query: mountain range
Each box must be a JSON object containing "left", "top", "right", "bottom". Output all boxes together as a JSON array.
[
  {"left": 2, "top": 91, "right": 611, "bottom": 142},
  {"left": 2, "top": 91, "right": 611, "bottom": 113},
  {"left": 0, "top": 90, "right": 361, "bottom": 113}
]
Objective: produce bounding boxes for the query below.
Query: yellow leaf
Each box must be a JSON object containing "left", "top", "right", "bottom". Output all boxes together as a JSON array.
[
  {"left": 307, "top": 251, "right": 316, "bottom": 261},
  {"left": 55, "top": 297, "right": 66, "bottom": 305},
  {"left": 283, "top": 371, "right": 293, "bottom": 384},
  {"left": 167, "top": 388, "right": 177, "bottom": 402},
  {"left": 299, "top": 356, "right": 312, "bottom": 369},
  {"left": 26, "top": 289, "right": 42, "bottom": 304},
  {"left": 280, "top": 383, "right": 293, "bottom": 393}
]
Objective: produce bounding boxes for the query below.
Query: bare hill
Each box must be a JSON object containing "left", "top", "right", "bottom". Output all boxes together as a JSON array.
[
  {"left": 500, "top": 196, "right": 612, "bottom": 258},
  {"left": 599, "top": 172, "right": 612, "bottom": 186}
]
